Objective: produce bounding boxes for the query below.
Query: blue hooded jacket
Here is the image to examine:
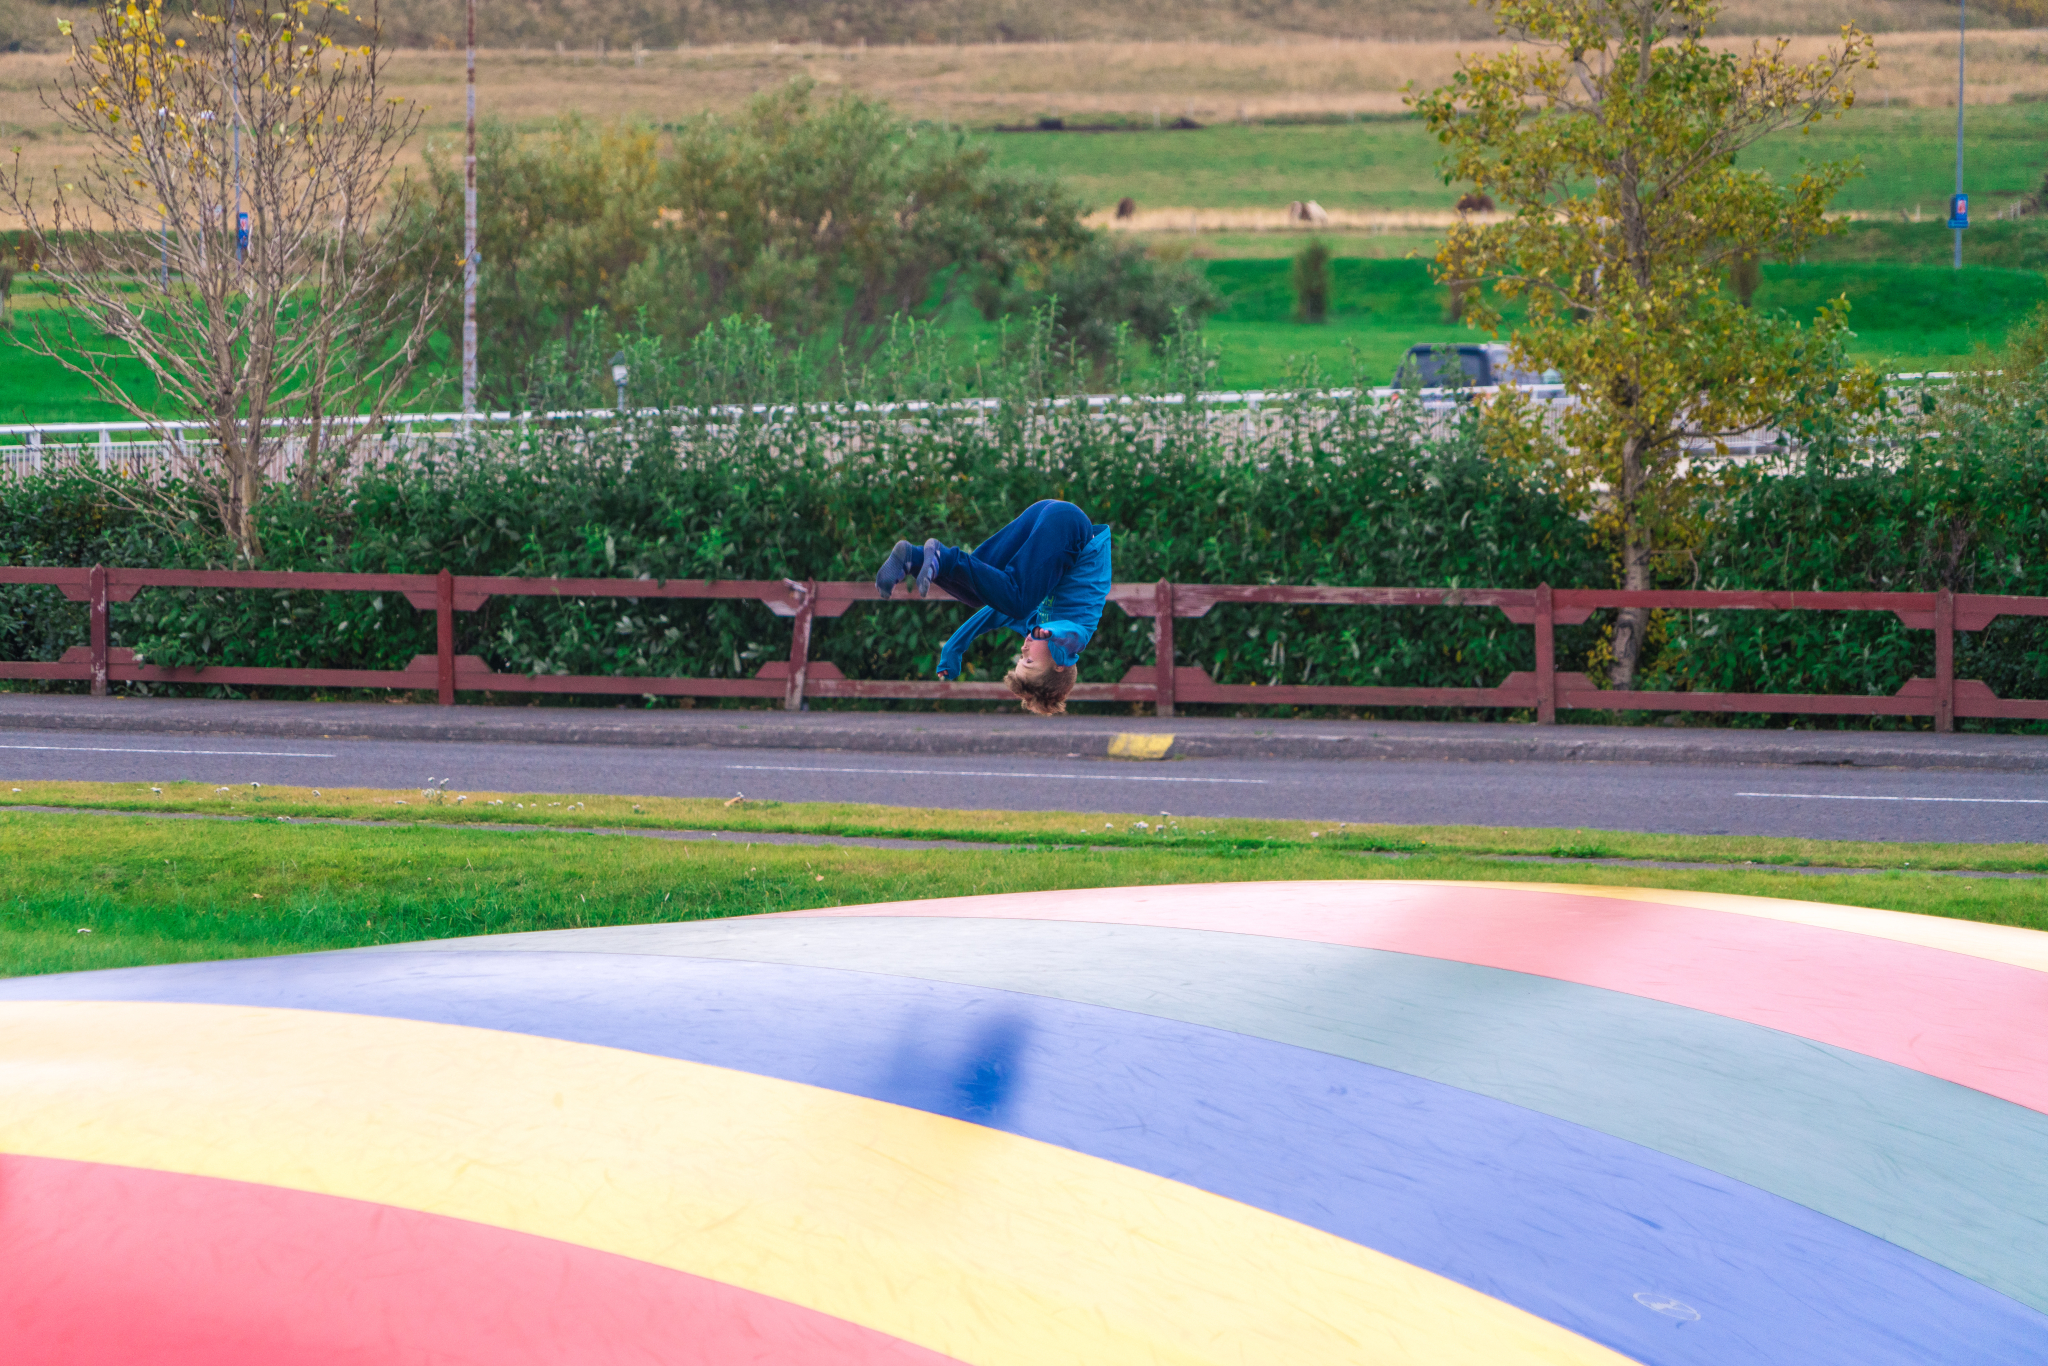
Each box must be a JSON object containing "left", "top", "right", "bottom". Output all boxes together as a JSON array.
[{"left": 937, "top": 522, "right": 1111, "bottom": 679}]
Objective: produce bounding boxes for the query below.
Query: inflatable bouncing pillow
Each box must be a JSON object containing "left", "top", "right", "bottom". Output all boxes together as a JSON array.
[{"left": 5, "top": 879, "right": 2048, "bottom": 1364}]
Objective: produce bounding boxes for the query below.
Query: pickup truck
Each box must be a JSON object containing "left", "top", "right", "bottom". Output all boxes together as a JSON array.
[{"left": 1394, "top": 343, "right": 1556, "bottom": 389}]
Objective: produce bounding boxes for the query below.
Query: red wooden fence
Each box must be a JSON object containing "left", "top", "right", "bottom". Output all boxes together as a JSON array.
[{"left": 3, "top": 566, "right": 2045, "bottom": 731}]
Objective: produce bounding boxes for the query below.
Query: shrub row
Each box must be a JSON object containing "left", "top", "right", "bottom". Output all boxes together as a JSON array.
[
  {"left": 0, "top": 397, "right": 1601, "bottom": 712},
  {"left": 4, "top": 376, "right": 2045, "bottom": 726}
]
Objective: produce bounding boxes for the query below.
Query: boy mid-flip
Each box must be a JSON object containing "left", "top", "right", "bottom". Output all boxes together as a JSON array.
[{"left": 874, "top": 499, "right": 1110, "bottom": 716}]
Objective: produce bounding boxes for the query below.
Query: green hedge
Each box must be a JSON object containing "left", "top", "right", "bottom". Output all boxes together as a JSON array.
[
  {"left": 5, "top": 377, "right": 2046, "bottom": 726},
  {"left": 1660, "top": 377, "right": 2048, "bottom": 717},
  {"left": 0, "top": 398, "right": 1604, "bottom": 712}
]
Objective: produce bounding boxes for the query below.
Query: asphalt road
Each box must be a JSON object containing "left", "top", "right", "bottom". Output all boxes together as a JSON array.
[{"left": 3, "top": 727, "right": 2046, "bottom": 843}]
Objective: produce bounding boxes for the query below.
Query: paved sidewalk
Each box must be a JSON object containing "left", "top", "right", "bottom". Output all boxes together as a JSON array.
[{"left": 4, "top": 694, "right": 2047, "bottom": 770}]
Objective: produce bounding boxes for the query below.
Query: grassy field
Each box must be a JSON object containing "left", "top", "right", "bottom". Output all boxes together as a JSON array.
[
  {"left": 0, "top": 303, "right": 456, "bottom": 426},
  {"left": 990, "top": 119, "right": 1450, "bottom": 213},
  {"left": 3, "top": 782, "right": 2043, "bottom": 977},
  {"left": 0, "top": 306, "right": 174, "bottom": 425},
  {"left": 981, "top": 104, "right": 2048, "bottom": 218},
  {"left": 1762, "top": 103, "right": 2048, "bottom": 215},
  {"left": 1200, "top": 255, "right": 2046, "bottom": 386},
  {"left": 6, "top": 32, "right": 2047, "bottom": 215},
  {"left": 8, "top": 251, "right": 2040, "bottom": 419}
]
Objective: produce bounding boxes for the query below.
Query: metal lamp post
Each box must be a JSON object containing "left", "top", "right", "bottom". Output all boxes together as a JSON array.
[
  {"left": 1952, "top": 0, "right": 1967, "bottom": 269},
  {"left": 462, "top": 0, "right": 479, "bottom": 429},
  {"left": 611, "top": 352, "right": 630, "bottom": 414},
  {"left": 158, "top": 108, "right": 170, "bottom": 290},
  {"left": 230, "top": 0, "right": 243, "bottom": 266}
]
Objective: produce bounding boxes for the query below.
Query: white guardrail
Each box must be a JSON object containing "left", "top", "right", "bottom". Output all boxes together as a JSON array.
[
  {"left": 0, "top": 385, "right": 1558, "bottom": 477},
  {"left": 0, "top": 383, "right": 1562, "bottom": 440},
  {"left": 3, "top": 372, "right": 1958, "bottom": 475}
]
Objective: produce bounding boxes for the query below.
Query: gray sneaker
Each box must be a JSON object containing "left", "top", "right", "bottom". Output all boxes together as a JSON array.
[
  {"left": 875, "top": 540, "right": 915, "bottom": 599},
  {"left": 915, "top": 538, "right": 944, "bottom": 598}
]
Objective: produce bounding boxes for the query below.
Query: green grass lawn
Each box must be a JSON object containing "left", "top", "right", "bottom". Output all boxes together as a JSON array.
[
  {"left": 1748, "top": 103, "right": 2048, "bottom": 216},
  {"left": 1198, "top": 256, "right": 1467, "bottom": 387},
  {"left": 1196, "top": 256, "right": 2048, "bottom": 387},
  {"left": 982, "top": 118, "right": 1451, "bottom": 213},
  {"left": 3, "top": 781, "right": 2043, "bottom": 978},
  {"left": 1759, "top": 259, "right": 2048, "bottom": 363},
  {"left": 1, "top": 322, "right": 459, "bottom": 426},
  {"left": 1810, "top": 218, "right": 2048, "bottom": 270},
  {"left": 0, "top": 309, "right": 171, "bottom": 426},
  {"left": 8, "top": 253, "right": 2040, "bottom": 416},
  {"left": 978, "top": 104, "right": 2048, "bottom": 217}
]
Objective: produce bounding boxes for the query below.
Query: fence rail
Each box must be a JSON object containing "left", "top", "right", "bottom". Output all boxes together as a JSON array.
[{"left": 3, "top": 566, "right": 2042, "bottom": 730}]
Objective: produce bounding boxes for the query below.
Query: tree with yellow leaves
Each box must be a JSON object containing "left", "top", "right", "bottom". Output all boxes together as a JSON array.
[
  {"left": 1412, "top": 0, "right": 1880, "bottom": 689},
  {"left": 3, "top": 0, "right": 440, "bottom": 561}
]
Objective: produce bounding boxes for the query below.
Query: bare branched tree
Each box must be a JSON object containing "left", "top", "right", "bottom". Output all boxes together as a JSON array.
[{"left": 2, "top": 0, "right": 443, "bottom": 561}]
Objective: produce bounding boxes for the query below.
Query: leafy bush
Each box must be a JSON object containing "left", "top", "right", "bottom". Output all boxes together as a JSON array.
[
  {"left": 1729, "top": 252, "right": 1760, "bottom": 307},
  {"left": 389, "top": 81, "right": 1144, "bottom": 406},
  {"left": 1292, "top": 240, "right": 1331, "bottom": 324},
  {"left": 1646, "top": 318, "right": 2048, "bottom": 719},
  {"left": 976, "top": 237, "right": 1217, "bottom": 367}
]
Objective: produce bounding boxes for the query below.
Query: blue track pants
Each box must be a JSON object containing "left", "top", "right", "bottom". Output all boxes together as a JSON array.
[{"left": 928, "top": 500, "right": 1094, "bottom": 618}]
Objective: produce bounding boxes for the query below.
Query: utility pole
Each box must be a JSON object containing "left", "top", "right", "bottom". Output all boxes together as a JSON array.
[
  {"left": 157, "top": 109, "right": 170, "bottom": 290},
  {"left": 462, "top": 0, "right": 479, "bottom": 428},
  {"left": 230, "top": 0, "right": 242, "bottom": 266},
  {"left": 1954, "top": 0, "right": 1965, "bottom": 270}
]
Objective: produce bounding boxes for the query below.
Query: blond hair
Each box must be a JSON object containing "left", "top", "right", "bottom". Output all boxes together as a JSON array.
[{"left": 1004, "top": 661, "right": 1078, "bottom": 716}]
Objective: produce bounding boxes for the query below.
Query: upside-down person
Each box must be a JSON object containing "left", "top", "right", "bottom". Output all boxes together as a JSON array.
[{"left": 874, "top": 499, "right": 1110, "bottom": 716}]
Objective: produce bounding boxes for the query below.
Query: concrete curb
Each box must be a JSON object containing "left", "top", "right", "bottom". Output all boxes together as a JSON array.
[{"left": 4, "top": 696, "right": 2048, "bottom": 771}]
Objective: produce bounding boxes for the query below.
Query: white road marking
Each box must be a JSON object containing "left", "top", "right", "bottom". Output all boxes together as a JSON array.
[
  {"left": 728, "top": 764, "right": 1268, "bottom": 785},
  {"left": 1738, "top": 791, "right": 2048, "bottom": 805},
  {"left": 0, "top": 743, "right": 336, "bottom": 758}
]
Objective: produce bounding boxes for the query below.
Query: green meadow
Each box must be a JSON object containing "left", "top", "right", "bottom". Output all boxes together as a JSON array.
[
  {"left": 11, "top": 252, "right": 2041, "bottom": 417},
  {"left": 979, "top": 104, "right": 2048, "bottom": 218},
  {"left": 1197, "top": 256, "right": 2046, "bottom": 388},
  {"left": 983, "top": 117, "right": 1452, "bottom": 213}
]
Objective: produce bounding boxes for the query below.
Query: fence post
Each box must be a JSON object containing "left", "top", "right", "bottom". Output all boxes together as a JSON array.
[
  {"left": 1534, "top": 582, "right": 1556, "bottom": 724},
  {"left": 1934, "top": 586, "right": 1955, "bottom": 733},
  {"left": 436, "top": 568, "right": 456, "bottom": 706},
  {"left": 89, "top": 564, "right": 109, "bottom": 699},
  {"left": 784, "top": 581, "right": 815, "bottom": 712},
  {"left": 1154, "top": 579, "right": 1176, "bottom": 719}
]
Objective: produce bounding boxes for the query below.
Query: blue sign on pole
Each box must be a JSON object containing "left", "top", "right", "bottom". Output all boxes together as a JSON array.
[
  {"left": 1947, "top": 193, "right": 1969, "bottom": 230},
  {"left": 236, "top": 211, "right": 250, "bottom": 258}
]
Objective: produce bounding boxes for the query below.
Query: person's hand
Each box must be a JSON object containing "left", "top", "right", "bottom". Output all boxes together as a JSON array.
[{"left": 935, "top": 669, "right": 954, "bottom": 681}]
